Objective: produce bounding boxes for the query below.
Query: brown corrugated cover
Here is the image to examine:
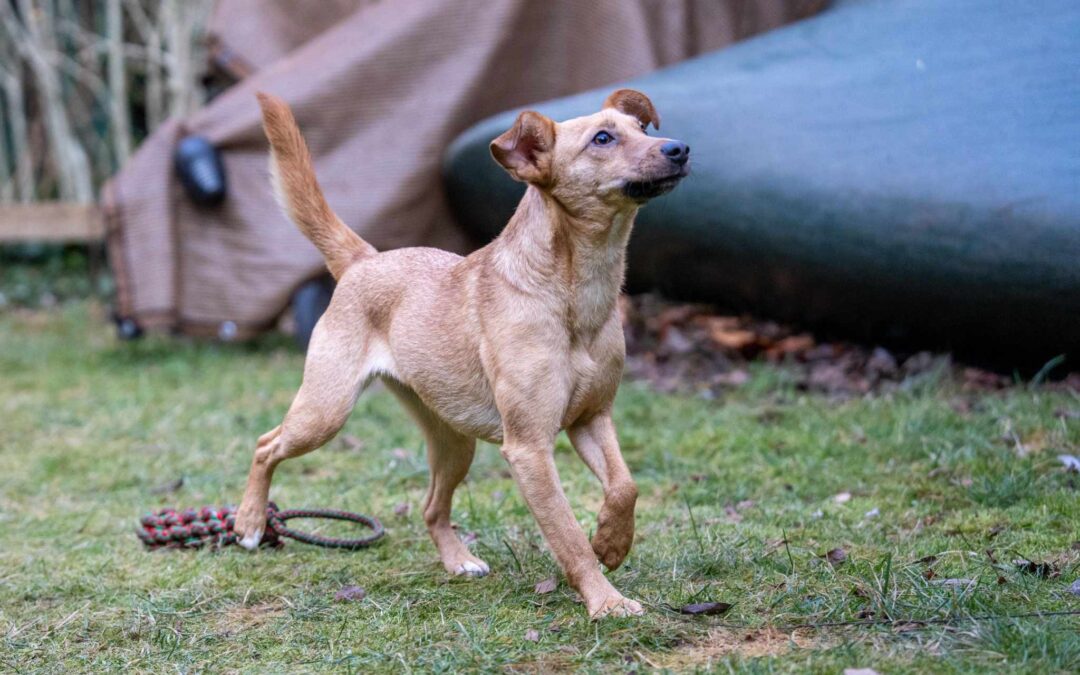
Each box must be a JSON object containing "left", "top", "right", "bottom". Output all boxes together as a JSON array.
[{"left": 104, "top": 0, "right": 823, "bottom": 339}]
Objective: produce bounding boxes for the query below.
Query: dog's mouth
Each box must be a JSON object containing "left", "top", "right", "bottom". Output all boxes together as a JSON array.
[{"left": 622, "top": 166, "right": 689, "bottom": 202}]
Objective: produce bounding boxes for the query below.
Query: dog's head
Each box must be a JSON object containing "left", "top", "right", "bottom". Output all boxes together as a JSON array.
[{"left": 490, "top": 89, "right": 689, "bottom": 218}]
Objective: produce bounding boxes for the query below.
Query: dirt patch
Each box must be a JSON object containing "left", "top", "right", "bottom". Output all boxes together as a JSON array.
[
  {"left": 215, "top": 601, "right": 286, "bottom": 635},
  {"left": 649, "top": 627, "right": 824, "bottom": 668}
]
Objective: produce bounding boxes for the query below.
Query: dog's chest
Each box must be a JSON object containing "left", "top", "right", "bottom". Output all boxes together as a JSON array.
[{"left": 561, "top": 330, "right": 621, "bottom": 428}]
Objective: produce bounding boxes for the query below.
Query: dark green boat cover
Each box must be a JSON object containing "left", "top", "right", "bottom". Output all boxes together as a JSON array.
[{"left": 443, "top": 0, "right": 1080, "bottom": 367}]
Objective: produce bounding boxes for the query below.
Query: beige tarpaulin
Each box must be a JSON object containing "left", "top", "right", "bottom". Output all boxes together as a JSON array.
[{"left": 104, "top": 0, "right": 823, "bottom": 339}]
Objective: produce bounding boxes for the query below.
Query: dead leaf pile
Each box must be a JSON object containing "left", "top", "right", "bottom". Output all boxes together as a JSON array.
[{"left": 620, "top": 293, "right": 1080, "bottom": 397}]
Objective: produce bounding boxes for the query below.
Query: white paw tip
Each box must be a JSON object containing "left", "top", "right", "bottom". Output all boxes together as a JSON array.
[
  {"left": 239, "top": 531, "right": 262, "bottom": 550},
  {"left": 456, "top": 560, "right": 490, "bottom": 577}
]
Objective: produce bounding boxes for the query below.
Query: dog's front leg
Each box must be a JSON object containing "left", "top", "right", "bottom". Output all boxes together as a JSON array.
[
  {"left": 567, "top": 413, "right": 637, "bottom": 570},
  {"left": 501, "top": 433, "right": 643, "bottom": 619}
]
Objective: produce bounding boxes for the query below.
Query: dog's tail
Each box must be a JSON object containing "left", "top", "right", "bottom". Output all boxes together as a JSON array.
[{"left": 256, "top": 91, "right": 375, "bottom": 280}]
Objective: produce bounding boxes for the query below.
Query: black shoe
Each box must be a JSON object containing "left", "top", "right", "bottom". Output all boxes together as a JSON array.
[{"left": 174, "top": 135, "right": 227, "bottom": 206}]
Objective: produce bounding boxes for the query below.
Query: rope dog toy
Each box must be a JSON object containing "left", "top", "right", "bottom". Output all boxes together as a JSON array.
[{"left": 136, "top": 501, "right": 384, "bottom": 550}]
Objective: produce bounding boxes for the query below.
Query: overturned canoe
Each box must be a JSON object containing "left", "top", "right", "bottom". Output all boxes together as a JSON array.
[{"left": 444, "top": 0, "right": 1080, "bottom": 368}]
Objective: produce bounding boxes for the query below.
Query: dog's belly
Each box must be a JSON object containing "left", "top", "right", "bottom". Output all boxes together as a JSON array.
[
  {"left": 387, "top": 335, "right": 505, "bottom": 443},
  {"left": 401, "top": 373, "right": 505, "bottom": 443}
]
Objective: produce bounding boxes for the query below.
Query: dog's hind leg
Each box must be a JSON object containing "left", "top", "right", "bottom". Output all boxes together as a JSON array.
[
  {"left": 233, "top": 317, "right": 375, "bottom": 549},
  {"left": 384, "top": 381, "right": 488, "bottom": 577}
]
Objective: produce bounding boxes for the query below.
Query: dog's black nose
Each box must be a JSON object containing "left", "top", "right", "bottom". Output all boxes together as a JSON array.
[{"left": 660, "top": 140, "right": 690, "bottom": 166}]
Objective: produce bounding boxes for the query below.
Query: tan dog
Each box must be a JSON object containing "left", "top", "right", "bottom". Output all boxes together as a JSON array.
[{"left": 236, "top": 90, "right": 689, "bottom": 618}]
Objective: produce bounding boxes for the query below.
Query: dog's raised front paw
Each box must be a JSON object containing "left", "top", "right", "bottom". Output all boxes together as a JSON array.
[{"left": 592, "top": 504, "right": 635, "bottom": 570}]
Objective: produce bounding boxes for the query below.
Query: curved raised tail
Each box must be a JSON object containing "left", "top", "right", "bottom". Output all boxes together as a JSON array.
[{"left": 256, "top": 92, "right": 375, "bottom": 279}]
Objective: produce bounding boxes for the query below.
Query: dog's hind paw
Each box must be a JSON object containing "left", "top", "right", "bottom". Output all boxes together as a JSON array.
[{"left": 238, "top": 529, "right": 263, "bottom": 550}]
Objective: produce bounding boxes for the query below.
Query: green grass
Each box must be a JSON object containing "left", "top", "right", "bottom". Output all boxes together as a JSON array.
[{"left": 1, "top": 302, "right": 1078, "bottom": 673}]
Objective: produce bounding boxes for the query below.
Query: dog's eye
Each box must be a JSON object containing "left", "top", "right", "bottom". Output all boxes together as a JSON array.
[{"left": 592, "top": 131, "right": 614, "bottom": 146}]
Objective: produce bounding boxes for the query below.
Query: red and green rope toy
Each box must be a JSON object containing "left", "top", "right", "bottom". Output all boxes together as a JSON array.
[{"left": 136, "top": 502, "right": 384, "bottom": 550}]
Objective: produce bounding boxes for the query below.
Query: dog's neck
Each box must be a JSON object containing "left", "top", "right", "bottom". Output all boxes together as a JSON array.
[{"left": 491, "top": 186, "right": 636, "bottom": 338}]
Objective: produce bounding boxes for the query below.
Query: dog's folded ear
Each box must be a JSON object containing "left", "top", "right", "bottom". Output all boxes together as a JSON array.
[
  {"left": 490, "top": 111, "right": 556, "bottom": 185},
  {"left": 603, "top": 89, "right": 660, "bottom": 131}
]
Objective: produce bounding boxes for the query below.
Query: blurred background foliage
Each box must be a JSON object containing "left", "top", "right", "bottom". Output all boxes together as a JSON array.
[{"left": 1, "top": 0, "right": 213, "bottom": 307}]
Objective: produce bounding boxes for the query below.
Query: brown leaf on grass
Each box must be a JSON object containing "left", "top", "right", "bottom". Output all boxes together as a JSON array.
[
  {"left": 923, "top": 568, "right": 936, "bottom": 580},
  {"left": 932, "top": 578, "right": 975, "bottom": 589},
  {"left": 534, "top": 577, "right": 557, "bottom": 594},
  {"left": 724, "top": 505, "right": 743, "bottom": 523},
  {"left": 150, "top": 477, "right": 184, "bottom": 495},
  {"left": 1014, "top": 559, "right": 1058, "bottom": 578},
  {"left": 764, "top": 538, "right": 788, "bottom": 555},
  {"left": 679, "top": 601, "right": 733, "bottom": 616},
  {"left": 523, "top": 629, "right": 540, "bottom": 642},
  {"left": 393, "top": 502, "right": 410, "bottom": 517},
  {"left": 334, "top": 585, "right": 366, "bottom": 602},
  {"left": 339, "top": 434, "right": 364, "bottom": 451},
  {"left": 822, "top": 548, "right": 847, "bottom": 566},
  {"left": 705, "top": 318, "right": 758, "bottom": 352},
  {"left": 765, "top": 334, "right": 815, "bottom": 360}
]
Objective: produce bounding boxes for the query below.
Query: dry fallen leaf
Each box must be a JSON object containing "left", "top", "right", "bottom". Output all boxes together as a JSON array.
[
  {"left": 1014, "top": 559, "right": 1057, "bottom": 578},
  {"left": 931, "top": 578, "right": 975, "bottom": 589},
  {"left": 339, "top": 435, "right": 364, "bottom": 451},
  {"left": 523, "top": 629, "right": 540, "bottom": 642},
  {"left": 150, "top": 477, "right": 184, "bottom": 495},
  {"left": 334, "top": 585, "right": 366, "bottom": 602},
  {"left": 534, "top": 577, "right": 557, "bottom": 594},
  {"left": 679, "top": 601, "right": 733, "bottom": 616},
  {"left": 823, "top": 548, "right": 847, "bottom": 566}
]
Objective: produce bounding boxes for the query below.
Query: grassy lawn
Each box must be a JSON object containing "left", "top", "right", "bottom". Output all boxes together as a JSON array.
[{"left": 1, "top": 301, "right": 1078, "bottom": 673}]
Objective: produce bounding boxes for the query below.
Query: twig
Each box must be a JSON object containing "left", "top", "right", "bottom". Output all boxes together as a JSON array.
[{"left": 107, "top": 0, "right": 131, "bottom": 163}]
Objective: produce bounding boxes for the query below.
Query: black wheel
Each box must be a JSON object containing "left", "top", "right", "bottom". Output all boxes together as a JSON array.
[{"left": 291, "top": 275, "right": 335, "bottom": 351}]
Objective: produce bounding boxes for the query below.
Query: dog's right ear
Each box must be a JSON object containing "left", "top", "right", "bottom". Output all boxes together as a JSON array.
[{"left": 490, "top": 111, "right": 556, "bottom": 186}]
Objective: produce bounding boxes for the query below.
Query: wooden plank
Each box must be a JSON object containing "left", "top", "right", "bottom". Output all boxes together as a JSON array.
[{"left": 0, "top": 203, "right": 105, "bottom": 243}]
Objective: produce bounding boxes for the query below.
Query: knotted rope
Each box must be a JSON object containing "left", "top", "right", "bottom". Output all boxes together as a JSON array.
[{"left": 136, "top": 502, "right": 383, "bottom": 550}]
